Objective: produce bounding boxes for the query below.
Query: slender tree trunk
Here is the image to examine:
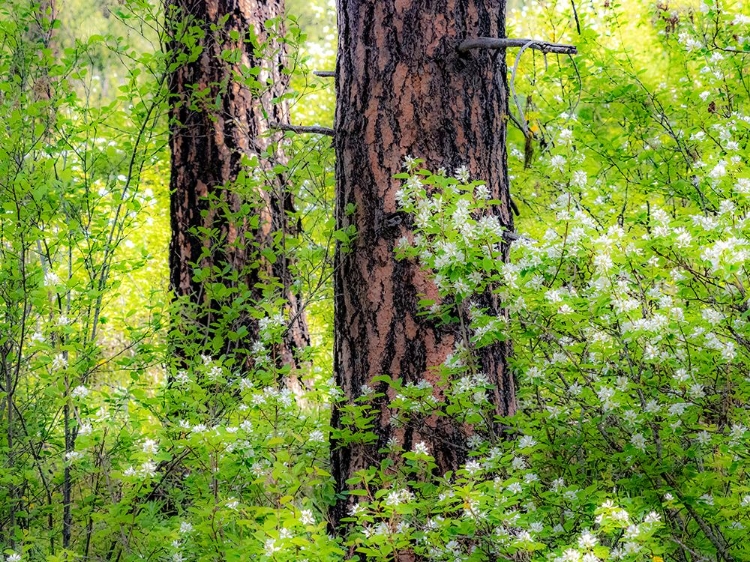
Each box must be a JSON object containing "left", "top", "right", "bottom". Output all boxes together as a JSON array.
[
  {"left": 331, "top": 0, "right": 515, "bottom": 527},
  {"left": 62, "top": 401, "right": 71, "bottom": 549},
  {"left": 2, "top": 0, "right": 59, "bottom": 549},
  {"left": 166, "top": 0, "right": 309, "bottom": 370}
]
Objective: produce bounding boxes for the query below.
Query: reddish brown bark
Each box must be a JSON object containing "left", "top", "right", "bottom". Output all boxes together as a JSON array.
[
  {"left": 166, "top": 0, "right": 308, "bottom": 368},
  {"left": 331, "top": 0, "right": 515, "bottom": 526}
]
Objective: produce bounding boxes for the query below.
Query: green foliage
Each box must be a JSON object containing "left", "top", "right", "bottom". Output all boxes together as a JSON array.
[
  {"left": 0, "top": 0, "right": 170, "bottom": 556},
  {"left": 3, "top": 0, "right": 750, "bottom": 561}
]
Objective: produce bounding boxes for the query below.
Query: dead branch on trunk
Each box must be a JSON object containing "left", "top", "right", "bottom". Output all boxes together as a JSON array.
[
  {"left": 458, "top": 37, "right": 577, "bottom": 55},
  {"left": 271, "top": 123, "right": 335, "bottom": 136}
]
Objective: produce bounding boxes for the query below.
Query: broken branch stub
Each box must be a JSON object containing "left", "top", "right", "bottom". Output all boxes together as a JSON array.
[
  {"left": 270, "top": 123, "right": 335, "bottom": 137},
  {"left": 458, "top": 37, "right": 578, "bottom": 55}
]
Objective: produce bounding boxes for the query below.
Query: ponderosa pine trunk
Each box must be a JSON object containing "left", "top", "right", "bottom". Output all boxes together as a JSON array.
[
  {"left": 166, "top": 0, "right": 309, "bottom": 370},
  {"left": 331, "top": 0, "right": 515, "bottom": 527}
]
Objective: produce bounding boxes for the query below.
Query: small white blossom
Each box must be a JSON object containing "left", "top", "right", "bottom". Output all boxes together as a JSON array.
[
  {"left": 643, "top": 511, "right": 661, "bottom": 524},
  {"left": 550, "top": 154, "right": 566, "bottom": 171},
  {"left": 465, "top": 460, "right": 482, "bottom": 475},
  {"left": 578, "top": 530, "right": 598, "bottom": 550},
  {"left": 308, "top": 429, "right": 325, "bottom": 443},
  {"left": 413, "top": 441, "right": 430, "bottom": 455},
  {"left": 349, "top": 503, "right": 364, "bottom": 516},
  {"left": 279, "top": 528, "right": 293, "bottom": 539},
  {"left": 299, "top": 509, "right": 315, "bottom": 525},
  {"left": 384, "top": 488, "right": 414, "bottom": 506},
  {"left": 562, "top": 548, "right": 582, "bottom": 562},
  {"left": 474, "top": 183, "right": 490, "bottom": 200},
  {"left": 142, "top": 439, "right": 159, "bottom": 455},
  {"left": 689, "top": 383, "right": 705, "bottom": 399},
  {"left": 630, "top": 433, "right": 647, "bottom": 452},
  {"left": 668, "top": 403, "right": 689, "bottom": 416},
  {"left": 571, "top": 170, "right": 587, "bottom": 188},
  {"left": 44, "top": 271, "right": 60, "bottom": 286},
  {"left": 697, "top": 430, "right": 711, "bottom": 446},
  {"left": 140, "top": 461, "right": 157, "bottom": 478},
  {"left": 52, "top": 354, "right": 68, "bottom": 371},
  {"left": 709, "top": 160, "right": 727, "bottom": 179},
  {"left": 65, "top": 451, "right": 83, "bottom": 463},
  {"left": 551, "top": 478, "right": 565, "bottom": 492},
  {"left": 558, "top": 128, "right": 574, "bottom": 144},
  {"left": 455, "top": 166, "right": 470, "bottom": 183},
  {"left": 730, "top": 424, "right": 747, "bottom": 445},
  {"left": 264, "top": 538, "right": 281, "bottom": 556},
  {"left": 699, "top": 494, "right": 714, "bottom": 506},
  {"left": 403, "top": 155, "right": 418, "bottom": 171},
  {"left": 71, "top": 385, "right": 89, "bottom": 399}
]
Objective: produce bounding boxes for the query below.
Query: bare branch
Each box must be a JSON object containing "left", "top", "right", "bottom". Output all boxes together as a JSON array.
[
  {"left": 458, "top": 37, "right": 578, "bottom": 55},
  {"left": 570, "top": 0, "right": 581, "bottom": 35},
  {"left": 270, "top": 123, "right": 335, "bottom": 137},
  {"left": 314, "top": 70, "right": 336, "bottom": 78}
]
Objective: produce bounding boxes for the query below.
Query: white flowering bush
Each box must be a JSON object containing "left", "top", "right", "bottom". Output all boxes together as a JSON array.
[{"left": 334, "top": 2, "right": 750, "bottom": 559}]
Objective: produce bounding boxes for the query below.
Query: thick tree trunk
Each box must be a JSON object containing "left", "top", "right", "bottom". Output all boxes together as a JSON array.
[
  {"left": 167, "top": 0, "right": 309, "bottom": 369},
  {"left": 331, "top": 0, "right": 515, "bottom": 527}
]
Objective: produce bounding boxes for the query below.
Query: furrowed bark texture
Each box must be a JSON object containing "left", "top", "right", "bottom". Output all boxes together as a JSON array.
[
  {"left": 331, "top": 0, "right": 515, "bottom": 527},
  {"left": 167, "top": 0, "right": 309, "bottom": 368}
]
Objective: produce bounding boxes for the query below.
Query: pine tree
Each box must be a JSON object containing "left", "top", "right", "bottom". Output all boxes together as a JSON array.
[
  {"left": 330, "top": 0, "right": 516, "bottom": 526},
  {"left": 166, "top": 0, "right": 309, "bottom": 371}
]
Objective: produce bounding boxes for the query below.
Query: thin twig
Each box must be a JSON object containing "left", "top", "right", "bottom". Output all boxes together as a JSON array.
[
  {"left": 458, "top": 37, "right": 578, "bottom": 55},
  {"left": 507, "top": 111, "right": 525, "bottom": 133},
  {"left": 570, "top": 0, "right": 581, "bottom": 35},
  {"left": 270, "top": 123, "right": 335, "bottom": 137},
  {"left": 662, "top": 472, "right": 735, "bottom": 562},
  {"left": 509, "top": 41, "right": 538, "bottom": 135},
  {"left": 313, "top": 70, "right": 335, "bottom": 77},
  {"left": 569, "top": 55, "right": 583, "bottom": 116},
  {"left": 670, "top": 537, "right": 709, "bottom": 562}
]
